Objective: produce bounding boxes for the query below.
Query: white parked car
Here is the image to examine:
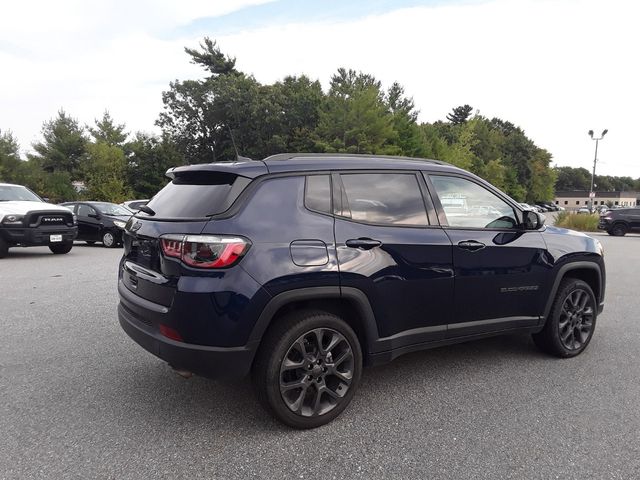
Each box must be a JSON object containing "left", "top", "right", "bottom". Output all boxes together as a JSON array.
[{"left": 0, "top": 183, "right": 78, "bottom": 258}]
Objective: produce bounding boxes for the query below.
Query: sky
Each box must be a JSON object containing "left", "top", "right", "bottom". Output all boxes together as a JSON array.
[{"left": 1, "top": 0, "right": 638, "bottom": 178}]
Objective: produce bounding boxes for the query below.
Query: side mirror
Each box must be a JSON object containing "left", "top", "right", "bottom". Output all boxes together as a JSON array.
[
  {"left": 523, "top": 209, "right": 545, "bottom": 230},
  {"left": 88, "top": 213, "right": 101, "bottom": 219}
]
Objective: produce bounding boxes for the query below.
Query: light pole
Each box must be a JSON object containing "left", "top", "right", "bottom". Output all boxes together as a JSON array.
[{"left": 588, "top": 129, "right": 608, "bottom": 211}]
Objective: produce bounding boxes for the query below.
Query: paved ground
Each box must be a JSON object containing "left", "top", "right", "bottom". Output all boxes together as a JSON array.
[{"left": 1, "top": 234, "right": 639, "bottom": 479}]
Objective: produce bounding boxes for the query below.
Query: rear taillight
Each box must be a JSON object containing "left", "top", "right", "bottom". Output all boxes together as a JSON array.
[
  {"left": 160, "top": 234, "right": 250, "bottom": 269},
  {"left": 160, "top": 238, "right": 182, "bottom": 258}
]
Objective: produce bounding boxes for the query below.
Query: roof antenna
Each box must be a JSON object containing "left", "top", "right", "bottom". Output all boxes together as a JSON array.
[
  {"left": 226, "top": 125, "right": 252, "bottom": 162},
  {"left": 227, "top": 125, "right": 240, "bottom": 160}
]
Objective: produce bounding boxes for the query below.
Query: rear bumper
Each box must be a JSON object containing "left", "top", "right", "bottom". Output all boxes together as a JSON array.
[
  {"left": 117, "top": 282, "right": 258, "bottom": 379},
  {"left": 0, "top": 225, "right": 77, "bottom": 245}
]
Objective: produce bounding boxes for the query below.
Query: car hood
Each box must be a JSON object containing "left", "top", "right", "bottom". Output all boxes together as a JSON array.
[
  {"left": 541, "top": 225, "right": 602, "bottom": 262},
  {"left": 0, "top": 201, "right": 72, "bottom": 222},
  {"left": 103, "top": 214, "right": 131, "bottom": 222},
  {"left": 543, "top": 225, "right": 591, "bottom": 238}
]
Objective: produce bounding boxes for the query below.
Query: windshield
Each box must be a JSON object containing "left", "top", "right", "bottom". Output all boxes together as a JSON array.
[
  {"left": 0, "top": 185, "right": 43, "bottom": 202},
  {"left": 92, "top": 203, "right": 132, "bottom": 216}
]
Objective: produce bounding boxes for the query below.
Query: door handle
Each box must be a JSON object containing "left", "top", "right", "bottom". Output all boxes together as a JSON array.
[
  {"left": 345, "top": 238, "right": 382, "bottom": 250},
  {"left": 457, "top": 240, "right": 486, "bottom": 251}
]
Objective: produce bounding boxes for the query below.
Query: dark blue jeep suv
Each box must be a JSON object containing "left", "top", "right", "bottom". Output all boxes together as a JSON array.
[{"left": 118, "top": 153, "right": 606, "bottom": 428}]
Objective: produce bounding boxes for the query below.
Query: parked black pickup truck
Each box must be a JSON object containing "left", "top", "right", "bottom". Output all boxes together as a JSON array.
[{"left": 0, "top": 183, "right": 77, "bottom": 258}]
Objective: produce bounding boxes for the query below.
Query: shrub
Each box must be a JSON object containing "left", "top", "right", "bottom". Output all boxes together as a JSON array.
[{"left": 554, "top": 211, "right": 599, "bottom": 232}]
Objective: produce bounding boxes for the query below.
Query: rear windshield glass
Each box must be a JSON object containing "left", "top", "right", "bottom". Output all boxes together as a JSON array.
[{"left": 145, "top": 172, "right": 251, "bottom": 218}]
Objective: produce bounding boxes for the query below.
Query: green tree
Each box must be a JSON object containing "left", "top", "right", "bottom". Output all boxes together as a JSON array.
[
  {"left": 154, "top": 36, "right": 562, "bottom": 204},
  {"left": 441, "top": 120, "right": 476, "bottom": 170},
  {"left": 30, "top": 110, "right": 87, "bottom": 178},
  {"left": 269, "top": 75, "right": 324, "bottom": 152},
  {"left": 446, "top": 104, "right": 473, "bottom": 125},
  {"left": 385, "top": 82, "right": 426, "bottom": 157},
  {"left": 554, "top": 166, "right": 591, "bottom": 190},
  {"left": 527, "top": 149, "right": 557, "bottom": 202},
  {"left": 83, "top": 141, "right": 130, "bottom": 202},
  {"left": 12, "top": 156, "right": 77, "bottom": 202},
  {"left": 0, "top": 129, "right": 22, "bottom": 182},
  {"left": 484, "top": 158, "right": 507, "bottom": 191},
  {"left": 184, "top": 37, "right": 236, "bottom": 75},
  {"left": 126, "top": 133, "right": 183, "bottom": 198},
  {"left": 158, "top": 70, "right": 276, "bottom": 162},
  {"left": 158, "top": 38, "right": 272, "bottom": 162},
  {"left": 315, "top": 68, "right": 395, "bottom": 154},
  {"left": 419, "top": 123, "right": 454, "bottom": 160},
  {"left": 89, "top": 111, "right": 128, "bottom": 147}
]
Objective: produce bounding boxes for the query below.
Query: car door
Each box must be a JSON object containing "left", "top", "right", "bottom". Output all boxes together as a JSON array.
[
  {"left": 425, "top": 173, "right": 550, "bottom": 338},
  {"left": 333, "top": 171, "right": 454, "bottom": 351},
  {"left": 76, "top": 204, "right": 101, "bottom": 241},
  {"left": 628, "top": 208, "right": 640, "bottom": 231}
]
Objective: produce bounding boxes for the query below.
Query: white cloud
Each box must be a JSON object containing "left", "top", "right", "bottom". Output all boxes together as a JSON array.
[{"left": 1, "top": 0, "right": 638, "bottom": 179}]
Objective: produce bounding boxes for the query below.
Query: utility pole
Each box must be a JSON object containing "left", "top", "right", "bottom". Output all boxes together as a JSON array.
[{"left": 588, "top": 129, "right": 608, "bottom": 212}]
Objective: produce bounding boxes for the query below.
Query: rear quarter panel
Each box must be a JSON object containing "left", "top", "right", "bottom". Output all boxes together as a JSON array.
[{"left": 200, "top": 175, "right": 339, "bottom": 296}]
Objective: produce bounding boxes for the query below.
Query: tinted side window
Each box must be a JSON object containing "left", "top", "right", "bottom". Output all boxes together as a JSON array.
[
  {"left": 429, "top": 175, "right": 518, "bottom": 229},
  {"left": 77, "top": 204, "right": 95, "bottom": 217},
  {"left": 339, "top": 173, "right": 428, "bottom": 226},
  {"left": 305, "top": 175, "right": 331, "bottom": 214}
]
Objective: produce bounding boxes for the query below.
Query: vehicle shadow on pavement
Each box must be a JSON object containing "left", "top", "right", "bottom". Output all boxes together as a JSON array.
[
  {"left": 1, "top": 250, "right": 67, "bottom": 258},
  {"left": 109, "top": 333, "right": 543, "bottom": 433}
]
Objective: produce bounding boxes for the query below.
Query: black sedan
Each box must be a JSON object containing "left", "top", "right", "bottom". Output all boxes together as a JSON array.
[{"left": 60, "top": 201, "right": 132, "bottom": 247}]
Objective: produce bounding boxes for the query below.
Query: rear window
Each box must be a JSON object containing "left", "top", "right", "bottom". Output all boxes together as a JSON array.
[{"left": 145, "top": 172, "right": 251, "bottom": 218}]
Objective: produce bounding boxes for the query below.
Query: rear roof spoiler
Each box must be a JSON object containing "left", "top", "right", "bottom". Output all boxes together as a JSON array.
[{"left": 166, "top": 159, "right": 269, "bottom": 179}]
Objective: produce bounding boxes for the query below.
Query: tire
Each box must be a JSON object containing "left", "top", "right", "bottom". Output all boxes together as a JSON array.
[
  {"left": 252, "top": 310, "right": 363, "bottom": 429},
  {"left": 532, "top": 278, "right": 597, "bottom": 358},
  {"left": 102, "top": 231, "right": 117, "bottom": 248},
  {"left": 86, "top": 241, "right": 95, "bottom": 246},
  {"left": 49, "top": 241, "right": 73, "bottom": 255},
  {"left": 611, "top": 223, "right": 628, "bottom": 236},
  {"left": 0, "top": 237, "right": 8, "bottom": 258}
]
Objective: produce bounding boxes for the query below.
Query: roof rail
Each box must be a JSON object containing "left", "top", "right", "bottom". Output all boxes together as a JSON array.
[{"left": 263, "top": 152, "right": 450, "bottom": 166}]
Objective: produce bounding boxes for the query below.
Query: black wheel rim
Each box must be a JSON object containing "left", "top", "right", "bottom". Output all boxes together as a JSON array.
[
  {"left": 558, "top": 288, "right": 594, "bottom": 350},
  {"left": 279, "top": 328, "right": 354, "bottom": 417}
]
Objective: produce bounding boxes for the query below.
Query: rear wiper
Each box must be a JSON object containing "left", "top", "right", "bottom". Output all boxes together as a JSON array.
[{"left": 138, "top": 205, "right": 156, "bottom": 216}]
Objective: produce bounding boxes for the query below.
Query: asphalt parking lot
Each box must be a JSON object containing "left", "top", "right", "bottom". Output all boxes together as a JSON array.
[{"left": 1, "top": 234, "right": 639, "bottom": 480}]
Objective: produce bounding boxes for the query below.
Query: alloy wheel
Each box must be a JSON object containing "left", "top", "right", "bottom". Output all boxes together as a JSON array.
[
  {"left": 558, "top": 288, "right": 594, "bottom": 350},
  {"left": 103, "top": 232, "right": 115, "bottom": 247},
  {"left": 279, "top": 328, "right": 354, "bottom": 417},
  {"left": 612, "top": 224, "right": 627, "bottom": 236}
]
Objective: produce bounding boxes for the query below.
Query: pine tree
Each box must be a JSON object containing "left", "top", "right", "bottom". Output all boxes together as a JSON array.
[{"left": 446, "top": 105, "right": 473, "bottom": 125}]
